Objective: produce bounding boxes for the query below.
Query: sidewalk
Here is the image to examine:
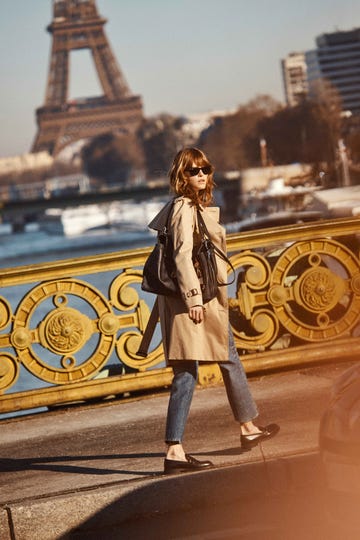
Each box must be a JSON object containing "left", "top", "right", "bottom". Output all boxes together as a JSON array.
[{"left": 0, "top": 362, "right": 353, "bottom": 539}]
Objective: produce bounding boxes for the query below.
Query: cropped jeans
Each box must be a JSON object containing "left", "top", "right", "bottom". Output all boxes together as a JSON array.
[{"left": 165, "top": 328, "right": 258, "bottom": 444}]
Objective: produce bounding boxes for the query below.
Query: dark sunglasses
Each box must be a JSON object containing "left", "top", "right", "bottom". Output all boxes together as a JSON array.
[{"left": 185, "top": 166, "right": 212, "bottom": 176}]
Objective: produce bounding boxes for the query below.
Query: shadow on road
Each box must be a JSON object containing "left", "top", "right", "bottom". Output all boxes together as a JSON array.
[{"left": 0, "top": 452, "right": 164, "bottom": 477}]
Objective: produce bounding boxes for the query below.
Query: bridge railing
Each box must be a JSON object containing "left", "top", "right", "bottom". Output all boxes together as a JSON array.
[{"left": 0, "top": 215, "right": 360, "bottom": 415}]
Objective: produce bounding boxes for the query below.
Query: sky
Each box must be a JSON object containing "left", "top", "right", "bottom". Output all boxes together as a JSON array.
[{"left": 0, "top": 0, "right": 359, "bottom": 158}]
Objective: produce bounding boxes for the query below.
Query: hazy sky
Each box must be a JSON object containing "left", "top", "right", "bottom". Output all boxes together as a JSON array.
[{"left": 0, "top": 0, "right": 359, "bottom": 157}]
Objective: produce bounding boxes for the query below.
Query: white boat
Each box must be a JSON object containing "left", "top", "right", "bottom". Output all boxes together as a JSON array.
[{"left": 40, "top": 200, "right": 166, "bottom": 236}]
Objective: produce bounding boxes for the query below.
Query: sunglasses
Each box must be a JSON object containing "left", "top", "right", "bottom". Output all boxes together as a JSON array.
[{"left": 185, "top": 166, "right": 212, "bottom": 176}]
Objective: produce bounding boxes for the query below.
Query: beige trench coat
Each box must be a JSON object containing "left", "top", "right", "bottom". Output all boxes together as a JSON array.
[{"left": 149, "top": 196, "right": 229, "bottom": 363}]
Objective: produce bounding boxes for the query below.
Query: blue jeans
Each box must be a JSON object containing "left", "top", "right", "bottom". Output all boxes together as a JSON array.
[{"left": 165, "top": 328, "right": 258, "bottom": 443}]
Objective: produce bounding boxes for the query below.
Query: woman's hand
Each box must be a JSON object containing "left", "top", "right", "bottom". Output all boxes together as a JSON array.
[{"left": 188, "top": 305, "right": 205, "bottom": 324}]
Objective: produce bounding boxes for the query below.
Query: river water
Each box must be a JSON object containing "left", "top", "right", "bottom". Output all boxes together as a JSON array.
[{"left": 0, "top": 224, "right": 154, "bottom": 267}]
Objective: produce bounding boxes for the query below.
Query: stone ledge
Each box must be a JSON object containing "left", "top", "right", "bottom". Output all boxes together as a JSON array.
[{"left": 6, "top": 452, "right": 323, "bottom": 540}]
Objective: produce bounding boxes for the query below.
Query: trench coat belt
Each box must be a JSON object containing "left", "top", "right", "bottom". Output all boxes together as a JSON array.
[{"left": 136, "top": 298, "right": 159, "bottom": 357}]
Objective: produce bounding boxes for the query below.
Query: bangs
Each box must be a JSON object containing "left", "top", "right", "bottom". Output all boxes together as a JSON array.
[
  {"left": 193, "top": 157, "right": 211, "bottom": 167},
  {"left": 185, "top": 149, "right": 212, "bottom": 170}
]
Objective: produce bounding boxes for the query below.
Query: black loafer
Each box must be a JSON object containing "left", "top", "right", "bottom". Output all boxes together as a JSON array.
[
  {"left": 241, "top": 423, "right": 280, "bottom": 450},
  {"left": 164, "top": 454, "right": 214, "bottom": 475}
]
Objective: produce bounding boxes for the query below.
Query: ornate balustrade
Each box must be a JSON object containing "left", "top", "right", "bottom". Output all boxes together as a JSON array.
[{"left": 1, "top": 215, "right": 360, "bottom": 415}]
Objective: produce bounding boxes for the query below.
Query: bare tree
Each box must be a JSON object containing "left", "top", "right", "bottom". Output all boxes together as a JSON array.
[{"left": 81, "top": 132, "right": 144, "bottom": 186}]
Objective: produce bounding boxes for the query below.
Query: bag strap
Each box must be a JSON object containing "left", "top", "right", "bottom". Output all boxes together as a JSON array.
[
  {"left": 196, "top": 209, "right": 235, "bottom": 285},
  {"left": 137, "top": 200, "right": 176, "bottom": 358},
  {"left": 136, "top": 298, "right": 159, "bottom": 357}
]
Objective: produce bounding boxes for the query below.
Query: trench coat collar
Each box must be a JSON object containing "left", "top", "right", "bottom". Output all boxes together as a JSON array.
[
  {"left": 148, "top": 198, "right": 175, "bottom": 231},
  {"left": 148, "top": 197, "right": 219, "bottom": 232}
]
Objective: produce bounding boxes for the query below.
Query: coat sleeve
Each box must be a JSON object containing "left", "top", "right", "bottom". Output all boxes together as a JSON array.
[{"left": 170, "top": 198, "right": 203, "bottom": 309}]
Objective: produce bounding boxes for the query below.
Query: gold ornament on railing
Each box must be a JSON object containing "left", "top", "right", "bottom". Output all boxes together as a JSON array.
[
  {"left": 0, "top": 297, "right": 12, "bottom": 331},
  {"left": 229, "top": 251, "right": 279, "bottom": 350},
  {"left": 230, "top": 238, "right": 360, "bottom": 348},
  {"left": 270, "top": 239, "right": 360, "bottom": 341},
  {"left": 11, "top": 279, "right": 117, "bottom": 384},
  {"left": 0, "top": 354, "right": 19, "bottom": 392},
  {"left": 41, "top": 306, "right": 92, "bottom": 354},
  {"left": 109, "top": 269, "right": 164, "bottom": 370}
]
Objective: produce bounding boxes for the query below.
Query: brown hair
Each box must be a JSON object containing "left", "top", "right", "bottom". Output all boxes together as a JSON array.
[{"left": 169, "top": 147, "right": 215, "bottom": 206}]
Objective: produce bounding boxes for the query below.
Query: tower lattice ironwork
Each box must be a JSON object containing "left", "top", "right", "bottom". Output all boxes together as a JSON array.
[{"left": 32, "top": 0, "right": 143, "bottom": 156}]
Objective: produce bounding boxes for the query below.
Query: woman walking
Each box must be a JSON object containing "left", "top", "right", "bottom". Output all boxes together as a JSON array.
[{"left": 148, "top": 147, "right": 279, "bottom": 474}]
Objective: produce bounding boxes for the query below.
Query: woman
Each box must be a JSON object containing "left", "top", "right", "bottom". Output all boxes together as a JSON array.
[{"left": 149, "top": 147, "right": 279, "bottom": 474}]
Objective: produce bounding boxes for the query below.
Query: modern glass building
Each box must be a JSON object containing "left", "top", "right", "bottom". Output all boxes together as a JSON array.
[{"left": 305, "top": 28, "right": 360, "bottom": 115}]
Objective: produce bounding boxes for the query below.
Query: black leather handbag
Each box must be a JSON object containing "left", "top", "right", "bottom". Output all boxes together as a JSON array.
[{"left": 141, "top": 200, "right": 179, "bottom": 296}]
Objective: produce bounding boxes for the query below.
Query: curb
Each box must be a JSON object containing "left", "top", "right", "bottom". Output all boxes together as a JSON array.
[{"left": 3, "top": 451, "right": 324, "bottom": 539}]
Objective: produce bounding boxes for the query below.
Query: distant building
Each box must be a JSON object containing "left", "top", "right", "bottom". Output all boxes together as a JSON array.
[
  {"left": 306, "top": 28, "right": 360, "bottom": 115},
  {"left": 281, "top": 52, "right": 308, "bottom": 107},
  {"left": 180, "top": 109, "right": 237, "bottom": 145},
  {"left": 0, "top": 152, "right": 53, "bottom": 176}
]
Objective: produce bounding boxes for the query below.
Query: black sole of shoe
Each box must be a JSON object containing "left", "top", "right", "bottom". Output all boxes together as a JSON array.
[
  {"left": 164, "top": 465, "right": 213, "bottom": 475},
  {"left": 241, "top": 424, "right": 280, "bottom": 450}
]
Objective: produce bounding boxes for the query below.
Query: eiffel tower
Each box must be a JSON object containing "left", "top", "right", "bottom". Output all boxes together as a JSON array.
[{"left": 32, "top": 0, "right": 143, "bottom": 156}]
